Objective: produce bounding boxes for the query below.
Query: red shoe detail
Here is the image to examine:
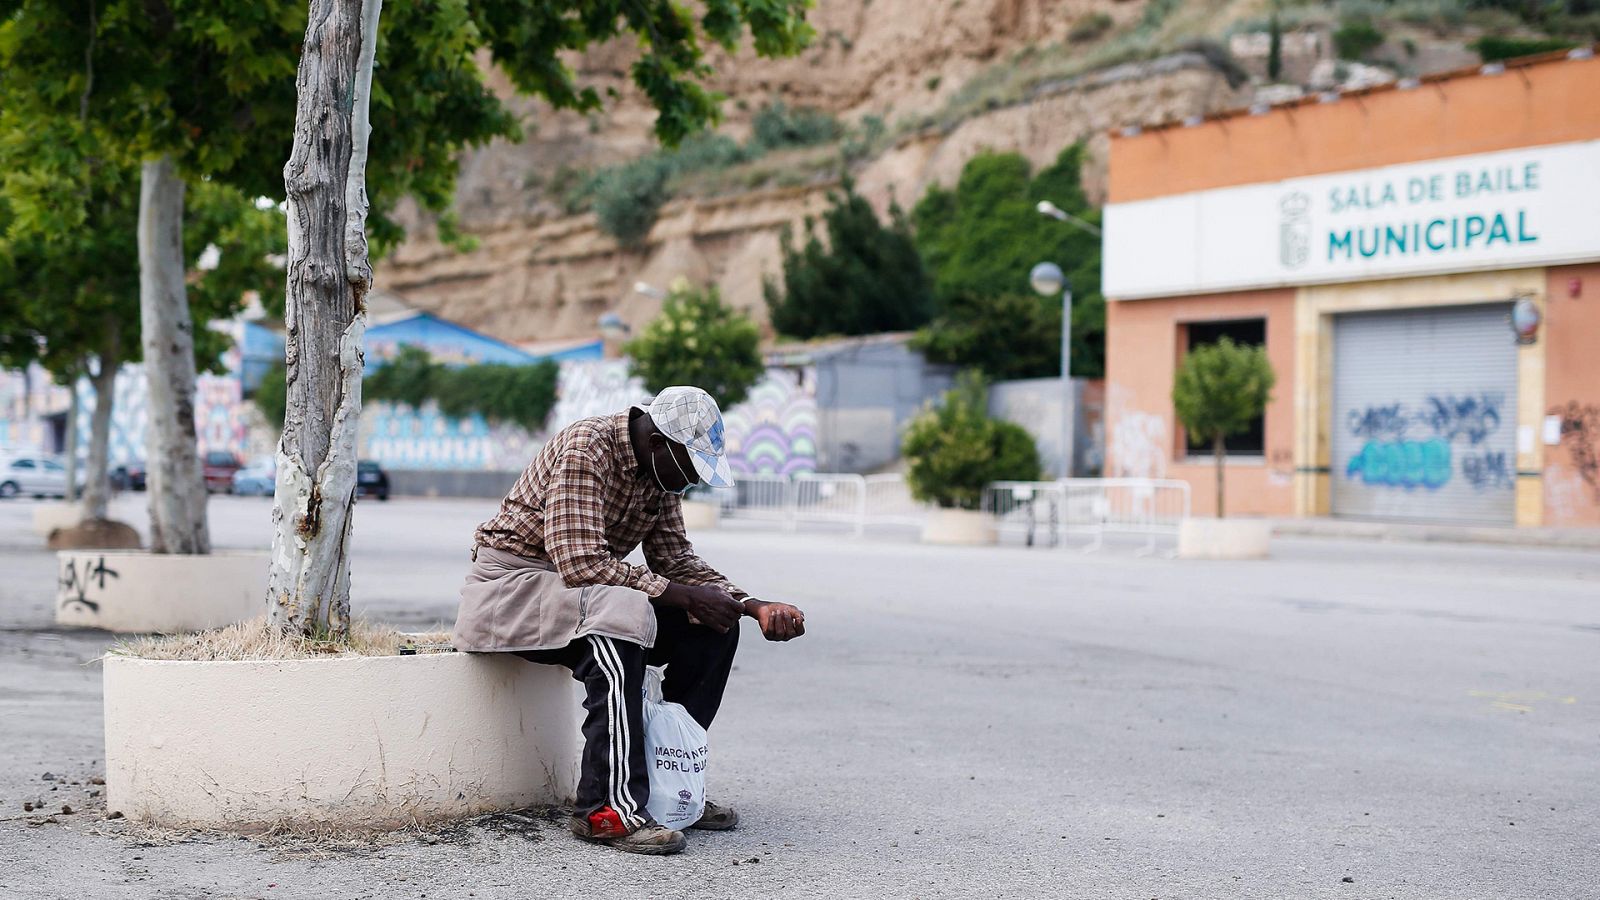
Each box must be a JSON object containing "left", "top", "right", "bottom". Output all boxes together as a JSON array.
[{"left": 588, "top": 806, "right": 629, "bottom": 839}]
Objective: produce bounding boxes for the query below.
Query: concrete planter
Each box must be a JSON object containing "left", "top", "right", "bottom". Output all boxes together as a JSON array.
[
  {"left": 55, "top": 550, "right": 267, "bottom": 632},
  {"left": 103, "top": 652, "right": 582, "bottom": 830},
  {"left": 32, "top": 502, "right": 83, "bottom": 537},
  {"left": 1177, "top": 518, "right": 1273, "bottom": 560},
  {"left": 680, "top": 499, "right": 722, "bottom": 531},
  {"left": 921, "top": 508, "right": 997, "bottom": 546}
]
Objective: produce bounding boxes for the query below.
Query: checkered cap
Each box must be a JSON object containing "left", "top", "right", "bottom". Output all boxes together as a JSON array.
[{"left": 642, "top": 386, "right": 734, "bottom": 488}]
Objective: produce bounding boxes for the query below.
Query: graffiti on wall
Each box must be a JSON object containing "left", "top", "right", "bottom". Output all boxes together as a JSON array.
[
  {"left": 722, "top": 370, "right": 818, "bottom": 476},
  {"left": 57, "top": 555, "right": 119, "bottom": 615},
  {"left": 1344, "top": 392, "right": 1511, "bottom": 491},
  {"left": 1547, "top": 401, "right": 1600, "bottom": 500}
]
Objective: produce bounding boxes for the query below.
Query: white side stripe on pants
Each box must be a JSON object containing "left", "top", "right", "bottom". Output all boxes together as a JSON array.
[{"left": 589, "top": 635, "right": 643, "bottom": 829}]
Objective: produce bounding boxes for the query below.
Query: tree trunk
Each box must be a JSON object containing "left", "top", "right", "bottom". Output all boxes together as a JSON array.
[
  {"left": 138, "top": 154, "right": 210, "bottom": 555},
  {"left": 81, "top": 319, "right": 123, "bottom": 521},
  {"left": 267, "top": 0, "right": 382, "bottom": 638},
  {"left": 62, "top": 373, "right": 80, "bottom": 504},
  {"left": 1213, "top": 432, "right": 1226, "bottom": 519}
]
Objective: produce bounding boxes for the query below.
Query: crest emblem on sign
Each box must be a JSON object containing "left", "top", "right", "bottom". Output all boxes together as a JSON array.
[{"left": 1278, "top": 191, "right": 1311, "bottom": 269}]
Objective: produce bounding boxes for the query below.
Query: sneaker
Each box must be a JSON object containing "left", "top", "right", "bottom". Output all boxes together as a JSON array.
[
  {"left": 569, "top": 807, "right": 686, "bottom": 855},
  {"left": 689, "top": 800, "right": 739, "bottom": 831}
]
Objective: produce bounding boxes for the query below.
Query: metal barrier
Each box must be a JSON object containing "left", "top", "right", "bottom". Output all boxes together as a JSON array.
[
  {"left": 1060, "top": 477, "right": 1191, "bottom": 554},
  {"left": 982, "top": 481, "right": 1068, "bottom": 547},
  {"left": 720, "top": 474, "right": 790, "bottom": 524},
  {"left": 793, "top": 473, "right": 868, "bottom": 535},
  {"left": 862, "top": 473, "right": 927, "bottom": 530}
]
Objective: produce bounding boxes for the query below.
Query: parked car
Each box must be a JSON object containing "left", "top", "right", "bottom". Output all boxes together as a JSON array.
[
  {"left": 356, "top": 460, "right": 391, "bottom": 501},
  {"left": 0, "top": 454, "right": 82, "bottom": 499},
  {"left": 231, "top": 457, "right": 277, "bottom": 497},
  {"left": 202, "top": 451, "right": 244, "bottom": 493},
  {"left": 111, "top": 459, "right": 146, "bottom": 492}
]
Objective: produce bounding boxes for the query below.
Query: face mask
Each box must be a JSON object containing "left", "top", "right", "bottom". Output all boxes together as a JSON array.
[{"left": 649, "top": 443, "right": 697, "bottom": 496}]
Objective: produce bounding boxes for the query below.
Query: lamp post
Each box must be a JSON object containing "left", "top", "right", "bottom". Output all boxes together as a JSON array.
[{"left": 1029, "top": 261, "right": 1073, "bottom": 478}]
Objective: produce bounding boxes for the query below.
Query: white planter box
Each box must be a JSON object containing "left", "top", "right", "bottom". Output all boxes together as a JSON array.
[
  {"left": 55, "top": 550, "right": 267, "bottom": 632},
  {"left": 104, "top": 652, "right": 581, "bottom": 830},
  {"left": 680, "top": 499, "right": 721, "bottom": 531},
  {"left": 1177, "top": 518, "right": 1273, "bottom": 560},
  {"left": 32, "top": 502, "right": 83, "bottom": 537},
  {"left": 920, "top": 508, "right": 997, "bottom": 546}
]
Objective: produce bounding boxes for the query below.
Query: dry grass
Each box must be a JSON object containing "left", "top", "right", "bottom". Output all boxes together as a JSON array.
[{"left": 111, "top": 617, "right": 453, "bottom": 662}]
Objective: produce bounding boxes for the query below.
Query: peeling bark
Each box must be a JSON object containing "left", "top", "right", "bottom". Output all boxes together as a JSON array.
[
  {"left": 138, "top": 155, "right": 210, "bottom": 555},
  {"left": 267, "top": 0, "right": 382, "bottom": 638}
]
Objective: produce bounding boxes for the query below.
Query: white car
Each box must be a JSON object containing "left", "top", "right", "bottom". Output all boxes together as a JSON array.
[{"left": 0, "top": 455, "right": 82, "bottom": 499}]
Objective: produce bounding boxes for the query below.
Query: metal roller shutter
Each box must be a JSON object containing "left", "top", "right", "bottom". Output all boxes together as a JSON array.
[{"left": 1331, "top": 304, "right": 1518, "bottom": 525}]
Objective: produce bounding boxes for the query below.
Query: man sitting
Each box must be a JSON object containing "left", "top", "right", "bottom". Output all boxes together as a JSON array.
[{"left": 454, "top": 386, "right": 806, "bottom": 855}]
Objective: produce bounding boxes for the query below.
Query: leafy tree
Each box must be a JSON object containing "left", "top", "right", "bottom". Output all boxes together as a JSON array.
[
  {"left": 626, "top": 281, "right": 764, "bottom": 409},
  {"left": 764, "top": 178, "right": 933, "bottom": 339},
  {"left": 252, "top": 361, "right": 289, "bottom": 436},
  {"left": 1171, "top": 337, "right": 1276, "bottom": 518},
  {"left": 364, "top": 345, "right": 560, "bottom": 432},
  {"left": 1267, "top": 10, "right": 1283, "bottom": 81},
  {"left": 909, "top": 292, "right": 1062, "bottom": 382},
  {"left": 911, "top": 145, "right": 1104, "bottom": 377},
  {"left": 902, "top": 371, "right": 1041, "bottom": 510},
  {"left": 271, "top": 0, "right": 811, "bottom": 637},
  {"left": 1333, "top": 15, "right": 1385, "bottom": 60},
  {"left": 0, "top": 110, "right": 280, "bottom": 525}
]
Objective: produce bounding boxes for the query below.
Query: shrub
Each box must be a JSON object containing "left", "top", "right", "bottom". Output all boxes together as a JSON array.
[
  {"left": 625, "top": 281, "right": 764, "bottom": 409},
  {"left": 1171, "top": 337, "right": 1276, "bottom": 518},
  {"left": 1334, "top": 16, "right": 1386, "bottom": 59},
  {"left": 902, "top": 372, "right": 1042, "bottom": 510},
  {"left": 365, "top": 345, "right": 560, "bottom": 432},
  {"left": 589, "top": 156, "right": 673, "bottom": 246},
  {"left": 252, "top": 361, "right": 288, "bottom": 433},
  {"left": 749, "top": 101, "right": 842, "bottom": 152},
  {"left": 1069, "top": 11, "right": 1115, "bottom": 43},
  {"left": 1470, "top": 34, "right": 1578, "bottom": 60},
  {"left": 764, "top": 177, "right": 934, "bottom": 339}
]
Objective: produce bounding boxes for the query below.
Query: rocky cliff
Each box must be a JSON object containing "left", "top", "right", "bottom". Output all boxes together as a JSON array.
[{"left": 378, "top": 0, "right": 1271, "bottom": 344}]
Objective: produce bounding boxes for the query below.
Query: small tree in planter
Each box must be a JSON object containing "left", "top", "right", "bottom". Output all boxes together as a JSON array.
[
  {"left": 625, "top": 281, "right": 764, "bottom": 409},
  {"left": 1171, "top": 337, "right": 1275, "bottom": 518},
  {"left": 903, "top": 372, "right": 1041, "bottom": 542}
]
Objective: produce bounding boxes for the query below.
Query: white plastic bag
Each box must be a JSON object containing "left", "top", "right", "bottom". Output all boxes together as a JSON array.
[{"left": 642, "top": 665, "right": 707, "bottom": 830}]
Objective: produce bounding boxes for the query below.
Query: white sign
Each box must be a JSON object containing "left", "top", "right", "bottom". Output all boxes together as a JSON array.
[{"left": 1103, "top": 141, "right": 1600, "bottom": 299}]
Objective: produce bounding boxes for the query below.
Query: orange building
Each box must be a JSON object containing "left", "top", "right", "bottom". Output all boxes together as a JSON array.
[{"left": 1102, "top": 48, "right": 1600, "bottom": 528}]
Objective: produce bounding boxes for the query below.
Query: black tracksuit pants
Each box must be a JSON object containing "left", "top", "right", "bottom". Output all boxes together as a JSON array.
[{"left": 518, "top": 604, "right": 739, "bottom": 830}]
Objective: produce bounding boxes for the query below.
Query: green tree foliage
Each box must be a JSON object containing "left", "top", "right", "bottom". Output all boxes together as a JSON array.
[
  {"left": 764, "top": 178, "right": 933, "bottom": 339},
  {"left": 1267, "top": 11, "right": 1284, "bottom": 81},
  {"left": 0, "top": 0, "right": 814, "bottom": 249},
  {"left": 364, "top": 345, "right": 560, "bottom": 433},
  {"left": 1470, "top": 34, "right": 1578, "bottom": 61},
  {"left": 911, "top": 145, "right": 1104, "bottom": 378},
  {"left": 902, "top": 371, "right": 1042, "bottom": 510},
  {"left": 252, "top": 361, "right": 289, "bottom": 434},
  {"left": 910, "top": 292, "right": 1062, "bottom": 382},
  {"left": 1333, "top": 15, "right": 1385, "bottom": 60},
  {"left": 625, "top": 281, "right": 764, "bottom": 409},
  {"left": 1171, "top": 337, "right": 1276, "bottom": 518}
]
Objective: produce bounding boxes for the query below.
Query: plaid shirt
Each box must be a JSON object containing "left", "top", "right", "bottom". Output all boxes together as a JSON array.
[{"left": 475, "top": 410, "right": 745, "bottom": 601}]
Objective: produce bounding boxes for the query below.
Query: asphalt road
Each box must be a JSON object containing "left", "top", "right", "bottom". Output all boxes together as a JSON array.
[{"left": 0, "top": 494, "right": 1596, "bottom": 899}]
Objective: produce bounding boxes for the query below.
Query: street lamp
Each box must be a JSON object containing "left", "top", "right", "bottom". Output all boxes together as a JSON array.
[
  {"left": 1035, "top": 200, "right": 1102, "bottom": 237},
  {"left": 1029, "top": 261, "right": 1073, "bottom": 478}
]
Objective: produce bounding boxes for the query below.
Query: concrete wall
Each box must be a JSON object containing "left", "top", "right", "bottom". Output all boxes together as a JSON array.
[
  {"left": 987, "top": 377, "right": 1105, "bottom": 477},
  {"left": 809, "top": 341, "right": 953, "bottom": 473},
  {"left": 1105, "top": 288, "right": 1299, "bottom": 518},
  {"left": 1543, "top": 263, "right": 1600, "bottom": 526}
]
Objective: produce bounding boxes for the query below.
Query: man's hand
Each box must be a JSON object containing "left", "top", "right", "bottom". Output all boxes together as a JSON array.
[
  {"left": 746, "top": 600, "right": 806, "bottom": 642},
  {"left": 658, "top": 582, "right": 743, "bottom": 633}
]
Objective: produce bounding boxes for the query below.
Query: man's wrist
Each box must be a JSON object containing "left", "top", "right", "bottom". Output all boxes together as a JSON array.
[{"left": 741, "top": 598, "right": 764, "bottom": 618}]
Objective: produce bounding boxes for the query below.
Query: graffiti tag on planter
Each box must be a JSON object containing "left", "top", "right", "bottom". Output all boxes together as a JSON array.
[{"left": 58, "top": 556, "right": 120, "bottom": 614}]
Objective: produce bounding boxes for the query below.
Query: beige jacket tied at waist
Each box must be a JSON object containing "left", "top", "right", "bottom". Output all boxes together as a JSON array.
[{"left": 453, "top": 546, "right": 658, "bottom": 653}]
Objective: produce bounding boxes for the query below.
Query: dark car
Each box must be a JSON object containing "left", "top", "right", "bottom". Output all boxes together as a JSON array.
[
  {"left": 356, "top": 460, "right": 390, "bottom": 501},
  {"left": 202, "top": 451, "right": 244, "bottom": 493},
  {"left": 111, "top": 459, "right": 146, "bottom": 491}
]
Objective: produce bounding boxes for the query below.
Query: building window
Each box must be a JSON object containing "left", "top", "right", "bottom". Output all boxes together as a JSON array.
[{"left": 1181, "top": 318, "right": 1267, "bottom": 458}]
